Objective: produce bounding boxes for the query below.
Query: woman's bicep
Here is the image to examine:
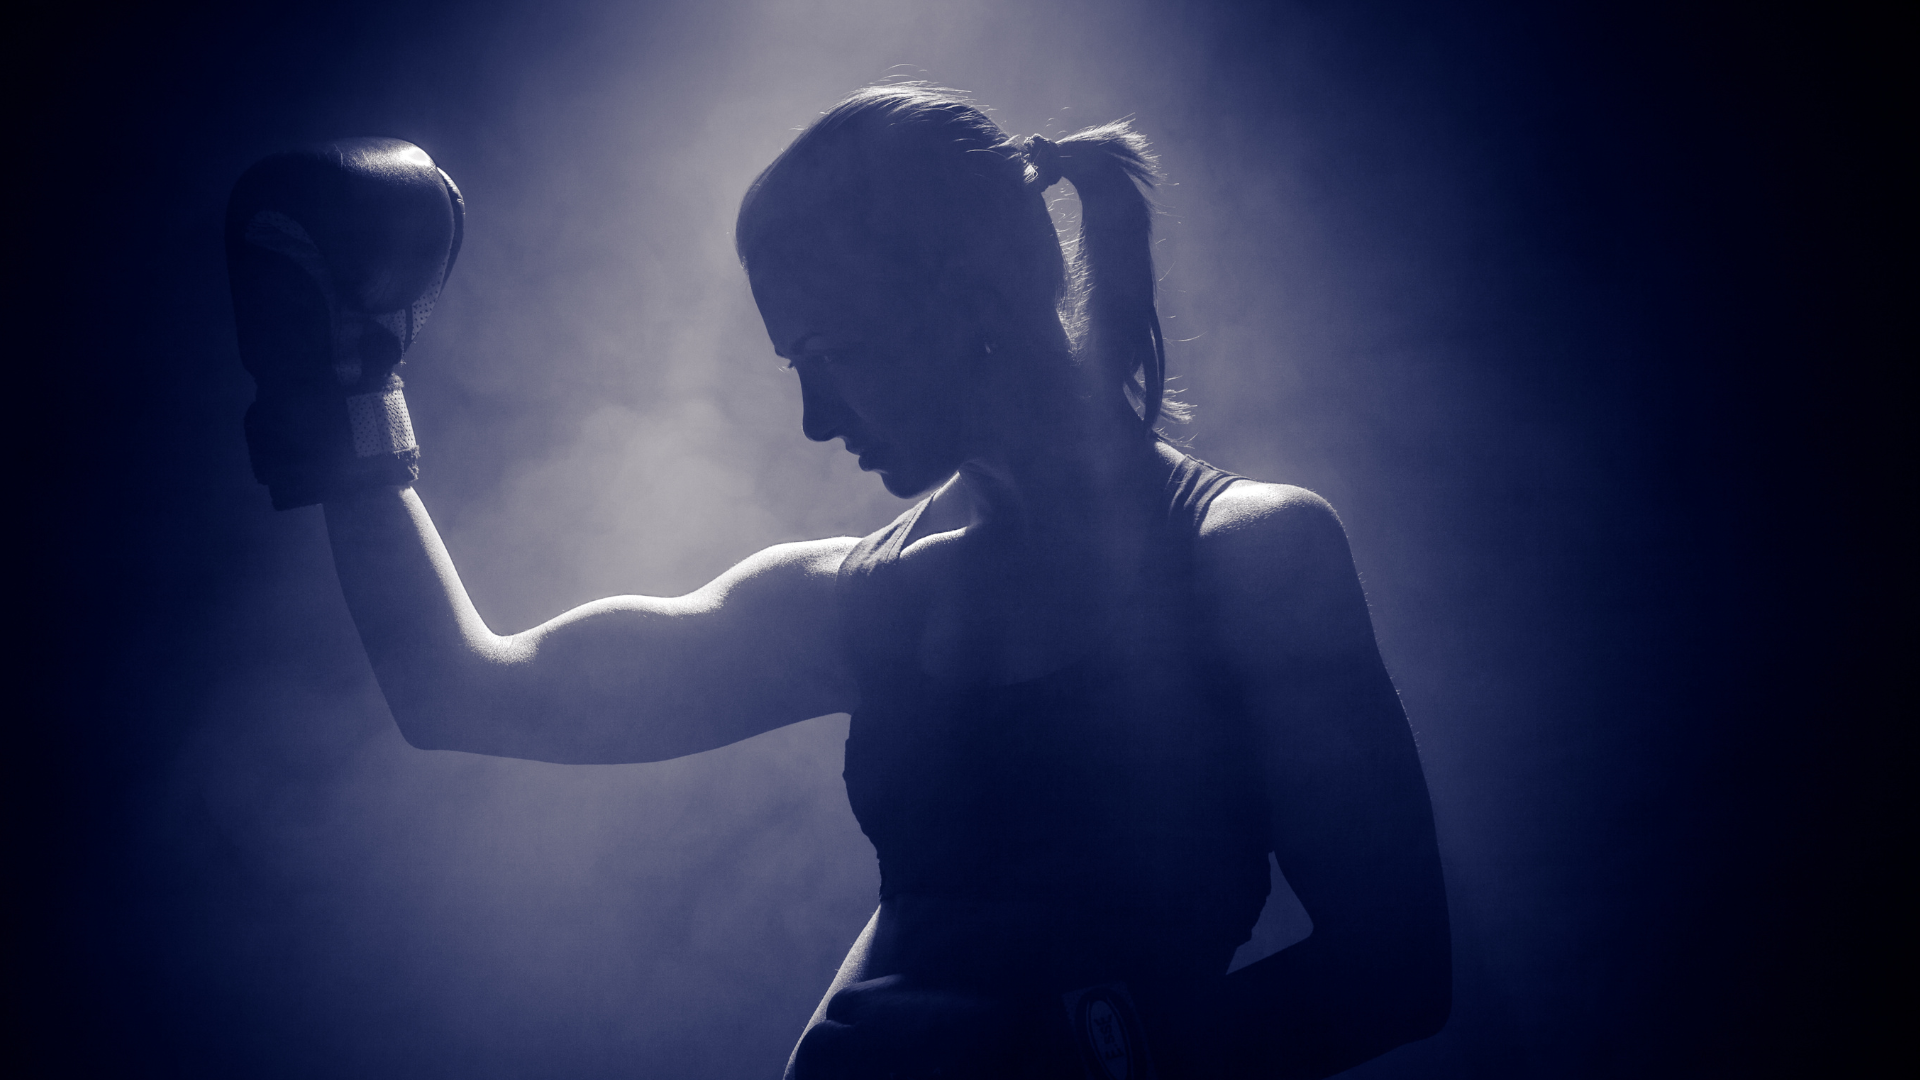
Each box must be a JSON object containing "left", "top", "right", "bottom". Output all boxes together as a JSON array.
[{"left": 447, "top": 538, "right": 860, "bottom": 763}]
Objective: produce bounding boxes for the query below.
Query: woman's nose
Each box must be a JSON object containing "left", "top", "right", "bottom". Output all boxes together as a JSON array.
[{"left": 797, "top": 368, "right": 853, "bottom": 443}]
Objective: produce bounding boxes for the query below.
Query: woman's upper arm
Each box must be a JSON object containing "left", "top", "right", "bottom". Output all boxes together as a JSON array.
[
  {"left": 419, "top": 537, "right": 861, "bottom": 764},
  {"left": 1198, "top": 483, "right": 1449, "bottom": 1015}
]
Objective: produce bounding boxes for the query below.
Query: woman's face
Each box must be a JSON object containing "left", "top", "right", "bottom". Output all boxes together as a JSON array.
[{"left": 749, "top": 248, "right": 982, "bottom": 498}]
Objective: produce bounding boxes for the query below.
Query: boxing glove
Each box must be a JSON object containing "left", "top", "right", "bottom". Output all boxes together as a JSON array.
[{"left": 226, "top": 137, "right": 464, "bottom": 509}]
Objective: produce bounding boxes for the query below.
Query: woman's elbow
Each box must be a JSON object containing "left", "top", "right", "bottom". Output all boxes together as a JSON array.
[
  {"left": 392, "top": 713, "right": 450, "bottom": 751},
  {"left": 387, "top": 696, "right": 459, "bottom": 751},
  {"left": 369, "top": 652, "right": 517, "bottom": 753},
  {"left": 379, "top": 677, "right": 496, "bottom": 753}
]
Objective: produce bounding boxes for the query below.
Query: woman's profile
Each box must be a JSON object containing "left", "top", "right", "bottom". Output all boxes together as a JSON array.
[{"left": 226, "top": 84, "right": 1451, "bottom": 1078}]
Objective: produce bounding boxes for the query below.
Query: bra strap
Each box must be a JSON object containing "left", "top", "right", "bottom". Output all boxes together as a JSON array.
[
  {"left": 837, "top": 496, "right": 935, "bottom": 673},
  {"left": 1164, "top": 453, "right": 1247, "bottom": 533}
]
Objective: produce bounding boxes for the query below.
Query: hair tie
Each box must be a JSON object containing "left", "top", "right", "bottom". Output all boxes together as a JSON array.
[{"left": 1024, "top": 134, "right": 1063, "bottom": 189}]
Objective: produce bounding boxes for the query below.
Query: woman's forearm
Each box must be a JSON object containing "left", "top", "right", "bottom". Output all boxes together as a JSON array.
[
  {"left": 323, "top": 485, "right": 514, "bottom": 748},
  {"left": 321, "top": 486, "right": 856, "bottom": 763}
]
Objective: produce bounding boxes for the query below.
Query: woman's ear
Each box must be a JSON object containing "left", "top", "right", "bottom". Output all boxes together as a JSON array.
[{"left": 949, "top": 280, "right": 1017, "bottom": 352}]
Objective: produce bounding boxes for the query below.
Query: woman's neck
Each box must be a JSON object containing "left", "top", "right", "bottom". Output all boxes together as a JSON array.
[{"left": 949, "top": 406, "right": 1166, "bottom": 537}]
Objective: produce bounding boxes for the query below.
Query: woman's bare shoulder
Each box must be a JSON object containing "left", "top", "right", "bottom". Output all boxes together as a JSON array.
[
  {"left": 1196, "top": 478, "right": 1361, "bottom": 597},
  {"left": 1199, "top": 480, "right": 1346, "bottom": 549},
  {"left": 1195, "top": 480, "right": 1374, "bottom": 659}
]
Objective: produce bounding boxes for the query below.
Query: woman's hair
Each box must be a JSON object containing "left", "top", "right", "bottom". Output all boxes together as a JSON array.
[{"left": 735, "top": 84, "right": 1185, "bottom": 430}]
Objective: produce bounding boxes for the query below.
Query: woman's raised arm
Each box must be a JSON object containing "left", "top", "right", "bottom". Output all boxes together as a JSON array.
[
  {"left": 225, "top": 140, "right": 854, "bottom": 765},
  {"left": 324, "top": 486, "right": 859, "bottom": 764},
  {"left": 1184, "top": 482, "right": 1451, "bottom": 1077}
]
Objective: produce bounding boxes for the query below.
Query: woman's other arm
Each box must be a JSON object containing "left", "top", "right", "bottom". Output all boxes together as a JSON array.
[
  {"left": 1184, "top": 483, "right": 1451, "bottom": 1077},
  {"left": 324, "top": 486, "right": 858, "bottom": 764}
]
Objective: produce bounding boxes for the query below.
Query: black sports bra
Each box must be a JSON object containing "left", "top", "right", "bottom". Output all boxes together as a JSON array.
[{"left": 836, "top": 453, "right": 1272, "bottom": 993}]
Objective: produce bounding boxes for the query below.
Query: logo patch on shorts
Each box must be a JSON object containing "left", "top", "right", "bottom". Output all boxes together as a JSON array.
[{"left": 1064, "top": 983, "right": 1158, "bottom": 1080}]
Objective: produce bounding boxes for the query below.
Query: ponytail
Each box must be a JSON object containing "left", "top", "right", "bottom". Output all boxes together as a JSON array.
[{"left": 1024, "top": 124, "right": 1186, "bottom": 430}]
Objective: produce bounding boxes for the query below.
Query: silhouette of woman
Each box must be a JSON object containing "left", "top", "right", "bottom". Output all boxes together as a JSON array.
[{"left": 291, "top": 85, "right": 1449, "bottom": 1078}]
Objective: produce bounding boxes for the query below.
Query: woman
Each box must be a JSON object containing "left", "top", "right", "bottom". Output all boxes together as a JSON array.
[{"left": 232, "top": 85, "right": 1449, "bottom": 1078}]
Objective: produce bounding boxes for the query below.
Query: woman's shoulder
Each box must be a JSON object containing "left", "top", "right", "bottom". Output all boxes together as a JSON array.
[
  {"left": 1193, "top": 478, "right": 1373, "bottom": 657},
  {"left": 1195, "top": 478, "right": 1357, "bottom": 588},
  {"left": 1200, "top": 478, "right": 1342, "bottom": 541}
]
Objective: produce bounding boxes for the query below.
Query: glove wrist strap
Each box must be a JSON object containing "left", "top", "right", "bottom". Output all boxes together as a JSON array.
[
  {"left": 245, "top": 372, "right": 421, "bottom": 510},
  {"left": 346, "top": 374, "right": 418, "bottom": 459}
]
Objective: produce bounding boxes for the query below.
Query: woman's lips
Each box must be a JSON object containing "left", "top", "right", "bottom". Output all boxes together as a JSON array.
[{"left": 849, "top": 443, "right": 887, "bottom": 471}]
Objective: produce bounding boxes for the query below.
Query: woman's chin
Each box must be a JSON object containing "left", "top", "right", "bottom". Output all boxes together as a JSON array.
[{"left": 877, "top": 466, "right": 948, "bottom": 500}]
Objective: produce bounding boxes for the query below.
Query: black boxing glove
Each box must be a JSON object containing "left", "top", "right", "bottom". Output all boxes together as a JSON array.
[{"left": 225, "top": 137, "right": 464, "bottom": 509}]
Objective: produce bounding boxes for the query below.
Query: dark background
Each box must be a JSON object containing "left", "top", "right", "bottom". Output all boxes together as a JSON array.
[{"left": 24, "top": 1, "right": 1900, "bottom": 1076}]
